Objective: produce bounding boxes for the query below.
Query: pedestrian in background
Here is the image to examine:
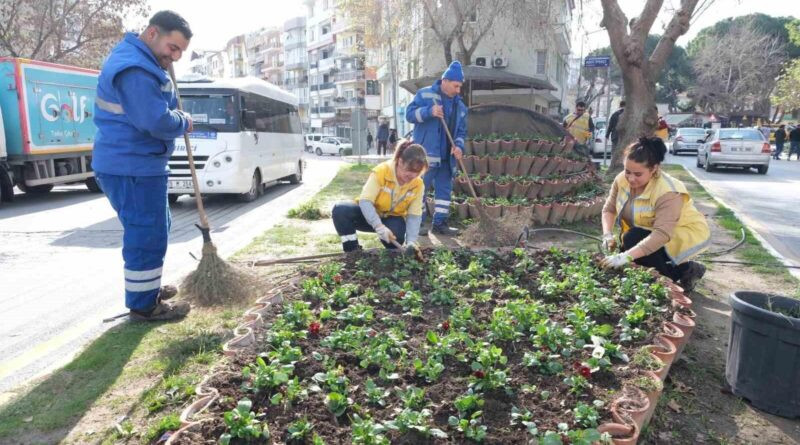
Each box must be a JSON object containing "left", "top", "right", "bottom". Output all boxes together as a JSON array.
[
  {"left": 789, "top": 124, "right": 800, "bottom": 160},
  {"left": 774, "top": 124, "right": 786, "bottom": 160},
  {"left": 92, "top": 10, "right": 193, "bottom": 321},
  {"left": 377, "top": 120, "right": 389, "bottom": 156},
  {"left": 366, "top": 130, "right": 373, "bottom": 153},
  {"left": 563, "top": 100, "right": 594, "bottom": 146},
  {"left": 654, "top": 107, "right": 669, "bottom": 141},
  {"left": 606, "top": 100, "right": 625, "bottom": 149},
  {"left": 388, "top": 128, "right": 398, "bottom": 154}
]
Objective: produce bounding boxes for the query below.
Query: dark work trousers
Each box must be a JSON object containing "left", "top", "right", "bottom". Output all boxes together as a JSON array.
[
  {"left": 377, "top": 140, "right": 388, "bottom": 156},
  {"left": 332, "top": 201, "right": 406, "bottom": 252},
  {"left": 622, "top": 227, "right": 690, "bottom": 282}
]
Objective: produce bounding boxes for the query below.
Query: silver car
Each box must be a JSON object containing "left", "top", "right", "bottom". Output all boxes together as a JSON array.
[
  {"left": 670, "top": 128, "right": 706, "bottom": 155},
  {"left": 696, "top": 128, "right": 771, "bottom": 174}
]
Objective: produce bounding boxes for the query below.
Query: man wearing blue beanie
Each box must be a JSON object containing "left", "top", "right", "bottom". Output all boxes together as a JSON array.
[{"left": 406, "top": 61, "right": 467, "bottom": 236}]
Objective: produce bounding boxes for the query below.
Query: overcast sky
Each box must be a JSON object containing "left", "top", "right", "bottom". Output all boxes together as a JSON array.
[{"left": 135, "top": 0, "right": 796, "bottom": 74}]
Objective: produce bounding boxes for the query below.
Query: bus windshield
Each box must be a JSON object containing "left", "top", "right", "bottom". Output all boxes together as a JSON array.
[{"left": 180, "top": 94, "right": 239, "bottom": 132}]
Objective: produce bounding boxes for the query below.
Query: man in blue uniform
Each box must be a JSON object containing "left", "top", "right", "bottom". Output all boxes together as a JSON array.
[
  {"left": 406, "top": 61, "right": 467, "bottom": 236},
  {"left": 92, "top": 11, "right": 193, "bottom": 321}
]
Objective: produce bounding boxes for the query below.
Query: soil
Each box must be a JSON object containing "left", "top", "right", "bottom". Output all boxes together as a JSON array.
[
  {"left": 525, "top": 197, "right": 800, "bottom": 444},
  {"left": 173, "top": 248, "right": 682, "bottom": 445}
]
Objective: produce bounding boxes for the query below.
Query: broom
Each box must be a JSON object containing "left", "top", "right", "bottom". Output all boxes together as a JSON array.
[
  {"left": 168, "top": 65, "right": 254, "bottom": 306},
  {"left": 438, "top": 116, "right": 523, "bottom": 246}
]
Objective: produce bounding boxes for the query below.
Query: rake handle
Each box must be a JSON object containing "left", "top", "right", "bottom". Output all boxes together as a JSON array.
[
  {"left": 167, "top": 64, "right": 211, "bottom": 232},
  {"left": 439, "top": 117, "right": 479, "bottom": 201}
]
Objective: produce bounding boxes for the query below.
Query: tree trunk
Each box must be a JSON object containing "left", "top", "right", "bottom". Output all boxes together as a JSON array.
[
  {"left": 443, "top": 38, "right": 453, "bottom": 65},
  {"left": 608, "top": 68, "right": 657, "bottom": 177}
]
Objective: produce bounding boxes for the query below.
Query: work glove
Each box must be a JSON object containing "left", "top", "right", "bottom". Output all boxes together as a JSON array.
[
  {"left": 403, "top": 243, "right": 425, "bottom": 261},
  {"left": 600, "top": 253, "right": 633, "bottom": 269},
  {"left": 375, "top": 224, "right": 396, "bottom": 243},
  {"left": 602, "top": 233, "right": 617, "bottom": 252}
]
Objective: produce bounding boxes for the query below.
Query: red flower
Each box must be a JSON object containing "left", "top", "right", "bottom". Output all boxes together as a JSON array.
[
  {"left": 473, "top": 370, "right": 486, "bottom": 379},
  {"left": 441, "top": 321, "right": 450, "bottom": 331},
  {"left": 333, "top": 274, "right": 342, "bottom": 283},
  {"left": 308, "top": 321, "right": 321, "bottom": 335},
  {"left": 572, "top": 361, "right": 582, "bottom": 371},
  {"left": 398, "top": 291, "right": 406, "bottom": 299},
  {"left": 579, "top": 366, "right": 592, "bottom": 379},
  {"left": 367, "top": 329, "right": 377, "bottom": 337}
]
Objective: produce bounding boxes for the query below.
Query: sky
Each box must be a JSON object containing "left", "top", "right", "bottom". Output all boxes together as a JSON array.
[
  {"left": 133, "top": 0, "right": 797, "bottom": 74},
  {"left": 572, "top": 0, "right": 797, "bottom": 53}
]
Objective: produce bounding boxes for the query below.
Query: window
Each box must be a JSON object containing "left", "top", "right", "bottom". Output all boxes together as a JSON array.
[
  {"left": 241, "top": 92, "right": 301, "bottom": 134},
  {"left": 536, "top": 50, "right": 546, "bottom": 74}
]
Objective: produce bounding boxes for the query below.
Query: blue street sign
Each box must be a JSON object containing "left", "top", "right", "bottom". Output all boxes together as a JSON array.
[{"left": 584, "top": 56, "right": 611, "bottom": 68}]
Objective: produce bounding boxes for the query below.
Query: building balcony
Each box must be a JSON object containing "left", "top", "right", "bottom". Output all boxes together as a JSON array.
[
  {"left": 264, "top": 44, "right": 282, "bottom": 53},
  {"left": 333, "top": 97, "right": 365, "bottom": 108},
  {"left": 335, "top": 70, "right": 365, "bottom": 83},
  {"left": 262, "top": 63, "right": 283, "bottom": 74},
  {"left": 553, "top": 22, "right": 571, "bottom": 55},
  {"left": 332, "top": 19, "right": 362, "bottom": 34},
  {"left": 284, "top": 78, "right": 308, "bottom": 88},
  {"left": 311, "top": 106, "right": 335, "bottom": 115},
  {"left": 307, "top": 32, "right": 334, "bottom": 51},
  {"left": 310, "top": 82, "right": 335, "bottom": 92},
  {"left": 284, "top": 60, "right": 307, "bottom": 71},
  {"left": 284, "top": 40, "right": 306, "bottom": 51}
]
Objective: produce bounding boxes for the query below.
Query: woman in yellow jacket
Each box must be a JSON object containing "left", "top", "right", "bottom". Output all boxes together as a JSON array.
[
  {"left": 600, "top": 137, "right": 710, "bottom": 291},
  {"left": 332, "top": 140, "right": 427, "bottom": 253}
]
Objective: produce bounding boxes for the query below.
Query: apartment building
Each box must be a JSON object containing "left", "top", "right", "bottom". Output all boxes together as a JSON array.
[{"left": 283, "top": 16, "right": 310, "bottom": 129}]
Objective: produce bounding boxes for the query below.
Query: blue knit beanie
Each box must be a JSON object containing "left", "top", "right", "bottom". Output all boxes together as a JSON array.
[{"left": 442, "top": 61, "right": 464, "bottom": 82}]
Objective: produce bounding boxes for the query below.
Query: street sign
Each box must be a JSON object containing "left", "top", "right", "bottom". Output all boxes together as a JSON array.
[{"left": 584, "top": 56, "right": 611, "bottom": 68}]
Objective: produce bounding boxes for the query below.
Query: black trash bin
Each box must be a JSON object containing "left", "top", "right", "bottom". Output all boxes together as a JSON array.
[{"left": 727, "top": 291, "right": 800, "bottom": 418}]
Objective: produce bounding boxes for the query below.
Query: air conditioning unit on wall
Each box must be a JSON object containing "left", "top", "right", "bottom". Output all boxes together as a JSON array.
[
  {"left": 474, "top": 56, "right": 489, "bottom": 67},
  {"left": 492, "top": 57, "right": 508, "bottom": 68}
]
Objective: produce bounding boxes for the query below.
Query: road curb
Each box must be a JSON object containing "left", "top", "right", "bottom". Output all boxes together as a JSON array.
[{"left": 683, "top": 167, "right": 800, "bottom": 281}]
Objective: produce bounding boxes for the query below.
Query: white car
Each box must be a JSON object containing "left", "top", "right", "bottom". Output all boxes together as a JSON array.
[
  {"left": 304, "top": 133, "right": 325, "bottom": 152},
  {"left": 696, "top": 128, "right": 771, "bottom": 174},
  {"left": 314, "top": 137, "right": 352, "bottom": 156},
  {"left": 591, "top": 117, "right": 609, "bottom": 157}
]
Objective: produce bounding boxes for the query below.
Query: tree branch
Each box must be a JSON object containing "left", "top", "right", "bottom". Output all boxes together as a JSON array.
[
  {"left": 649, "top": 0, "right": 699, "bottom": 73},
  {"left": 599, "top": 0, "right": 630, "bottom": 69}
]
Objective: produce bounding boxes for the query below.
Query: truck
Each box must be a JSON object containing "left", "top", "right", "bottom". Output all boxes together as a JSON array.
[{"left": 0, "top": 57, "right": 100, "bottom": 204}]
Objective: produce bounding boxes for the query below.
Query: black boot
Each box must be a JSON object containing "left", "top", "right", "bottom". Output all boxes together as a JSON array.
[
  {"left": 679, "top": 261, "right": 706, "bottom": 292},
  {"left": 432, "top": 224, "right": 461, "bottom": 236}
]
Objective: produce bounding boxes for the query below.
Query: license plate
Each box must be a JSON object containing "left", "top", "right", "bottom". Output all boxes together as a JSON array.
[{"left": 169, "top": 179, "right": 193, "bottom": 189}]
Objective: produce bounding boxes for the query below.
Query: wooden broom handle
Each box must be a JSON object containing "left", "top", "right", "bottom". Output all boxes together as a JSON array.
[
  {"left": 439, "top": 116, "right": 479, "bottom": 200},
  {"left": 167, "top": 64, "right": 210, "bottom": 230}
]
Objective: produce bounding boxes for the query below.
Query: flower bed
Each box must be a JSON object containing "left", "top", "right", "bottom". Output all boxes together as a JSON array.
[
  {"left": 455, "top": 135, "right": 605, "bottom": 227},
  {"left": 166, "top": 248, "right": 694, "bottom": 445}
]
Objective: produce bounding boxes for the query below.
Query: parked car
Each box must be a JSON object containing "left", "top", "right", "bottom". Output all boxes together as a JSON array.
[
  {"left": 670, "top": 128, "right": 707, "bottom": 155},
  {"left": 591, "top": 117, "right": 608, "bottom": 157},
  {"left": 304, "top": 133, "right": 325, "bottom": 152},
  {"left": 696, "top": 128, "right": 771, "bottom": 174},
  {"left": 314, "top": 137, "right": 352, "bottom": 156}
]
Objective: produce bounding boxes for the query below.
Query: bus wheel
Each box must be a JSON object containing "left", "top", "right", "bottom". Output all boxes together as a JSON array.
[
  {"left": 240, "top": 170, "right": 261, "bottom": 202},
  {"left": 85, "top": 176, "right": 102, "bottom": 193},
  {"left": 289, "top": 161, "right": 303, "bottom": 184}
]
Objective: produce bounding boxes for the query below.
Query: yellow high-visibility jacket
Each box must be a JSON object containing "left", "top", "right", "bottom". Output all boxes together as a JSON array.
[
  {"left": 357, "top": 160, "right": 424, "bottom": 217},
  {"left": 564, "top": 112, "right": 593, "bottom": 144},
  {"left": 612, "top": 171, "right": 710, "bottom": 264}
]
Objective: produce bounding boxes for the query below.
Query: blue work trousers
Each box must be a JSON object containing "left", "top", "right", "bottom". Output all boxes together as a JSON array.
[
  {"left": 422, "top": 163, "right": 454, "bottom": 226},
  {"left": 95, "top": 173, "right": 170, "bottom": 311}
]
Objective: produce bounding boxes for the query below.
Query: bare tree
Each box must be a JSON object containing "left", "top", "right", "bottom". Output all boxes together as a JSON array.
[
  {"left": 0, "top": 0, "right": 149, "bottom": 69},
  {"left": 691, "top": 22, "right": 785, "bottom": 118},
  {"left": 599, "top": 0, "right": 703, "bottom": 173}
]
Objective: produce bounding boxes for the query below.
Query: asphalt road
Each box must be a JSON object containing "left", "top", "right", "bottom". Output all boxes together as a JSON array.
[
  {"left": 0, "top": 155, "right": 343, "bottom": 398},
  {"left": 666, "top": 151, "right": 800, "bottom": 274}
]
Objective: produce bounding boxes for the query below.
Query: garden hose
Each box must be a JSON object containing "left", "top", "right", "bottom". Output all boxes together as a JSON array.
[{"left": 515, "top": 226, "right": 800, "bottom": 269}]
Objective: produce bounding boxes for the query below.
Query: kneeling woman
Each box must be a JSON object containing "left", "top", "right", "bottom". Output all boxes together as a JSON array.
[
  {"left": 332, "top": 140, "right": 427, "bottom": 252},
  {"left": 600, "top": 137, "right": 710, "bottom": 291}
]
